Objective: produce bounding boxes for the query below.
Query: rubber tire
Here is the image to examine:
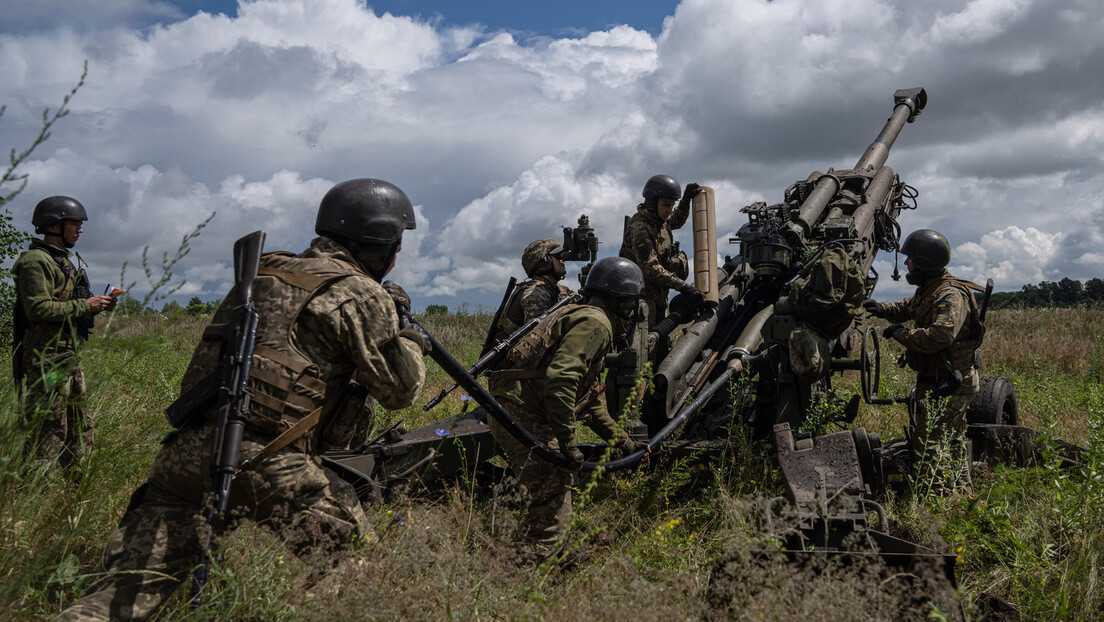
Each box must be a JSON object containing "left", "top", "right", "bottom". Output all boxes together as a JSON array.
[{"left": 966, "top": 375, "right": 1020, "bottom": 425}]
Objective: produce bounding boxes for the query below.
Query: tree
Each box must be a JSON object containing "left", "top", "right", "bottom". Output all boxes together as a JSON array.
[
  {"left": 184, "top": 296, "right": 207, "bottom": 315},
  {"left": 161, "top": 300, "right": 183, "bottom": 316},
  {"left": 0, "top": 63, "right": 87, "bottom": 347}
]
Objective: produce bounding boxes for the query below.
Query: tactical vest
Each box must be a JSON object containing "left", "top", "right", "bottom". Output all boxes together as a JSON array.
[
  {"left": 495, "top": 278, "right": 570, "bottom": 340},
  {"left": 182, "top": 251, "right": 361, "bottom": 441},
  {"left": 495, "top": 303, "right": 607, "bottom": 408},
  {"left": 905, "top": 276, "right": 986, "bottom": 378}
]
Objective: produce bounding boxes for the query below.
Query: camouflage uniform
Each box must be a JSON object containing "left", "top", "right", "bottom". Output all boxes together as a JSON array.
[
  {"left": 493, "top": 276, "right": 574, "bottom": 342},
  {"left": 11, "top": 238, "right": 95, "bottom": 468},
  {"left": 488, "top": 304, "right": 629, "bottom": 555},
  {"left": 58, "top": 237, "right": 426, "bottom": 622},
  {"left": 882, "top": 270, "right": 984, "bottom": 488},
  {"left": 619, "top": 203, "right": 690, "bottom": 328}
]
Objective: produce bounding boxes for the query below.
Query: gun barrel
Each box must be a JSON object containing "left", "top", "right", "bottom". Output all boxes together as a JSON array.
[{"left": 855, "top": 87, "right": 927, "bottom": 172}]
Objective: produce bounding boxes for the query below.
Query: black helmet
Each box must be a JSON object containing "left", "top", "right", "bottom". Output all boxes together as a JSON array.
[
  {"left": 900, "top": 229, "right": 951, "bottom": 273},
  {"left": 32, "top": 196, "right": 88, "bottom": 233},
  {"left": 642, "top": 175, "right": 681, "bottom": 209},
  {"left": 582, "top": 257, "right": 644, "bottom": 298},
  {"left": 315, "top": 179, "right": 415, "bottom": 246}
]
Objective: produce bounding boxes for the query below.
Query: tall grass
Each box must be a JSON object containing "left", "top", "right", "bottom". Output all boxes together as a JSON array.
[{"left": 0, "top": 307, "right": 1100, "bottom": 619}]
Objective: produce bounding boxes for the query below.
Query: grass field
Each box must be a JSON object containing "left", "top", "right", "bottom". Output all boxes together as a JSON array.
[{"left": 0, "top": 307, "right": 1101, "bottom": 620}]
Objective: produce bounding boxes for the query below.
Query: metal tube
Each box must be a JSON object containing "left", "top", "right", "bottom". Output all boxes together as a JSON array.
[{"left": 692, "top": 186, "right": 719, "bottom": 305}]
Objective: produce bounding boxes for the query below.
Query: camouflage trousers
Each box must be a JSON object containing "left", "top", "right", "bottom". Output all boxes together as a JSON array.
[
  {"left": 22, "top": 354, "right": 91, "bottom": 471},
  {"left": 488, "top": 399, "right": 573, "bottom": 556},
  {"left": 909, "top": 368, "right": 979, "bottom": 495},
  {"left": 57, "top": 423, "right": 368, "bottom": 622}
]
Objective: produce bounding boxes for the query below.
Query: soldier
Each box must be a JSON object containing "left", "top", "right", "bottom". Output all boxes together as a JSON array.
[
  {"left": 488, "top": 256, "right": 649, "bottom": 561},
  {"left": 863, "top": 229, "right": 984, "bottom": 494},
  {"left": 58, "top": 179, "right": 430, "bottom": 621},
  {"left": 619, "top": 175, "right": 705, "bottom": 328},
  {"left": 492, "top": 238, "right": 574, "bottom": 341},
  {"left": 11, "top": 196, "right": 117, "bottom": 471}
]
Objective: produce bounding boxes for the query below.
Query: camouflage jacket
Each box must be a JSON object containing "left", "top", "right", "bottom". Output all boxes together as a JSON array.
[
  {"left": 11, "top": 238, "right": 93, "bottom": 355},
  {"left": 180, "top": 237, "right": 425, "bottom": 452},
  {"left": 493, "top": 276, "right": 574, "bottom": 341},
  {"left": 491, "top": 304, "right": 626, "bottom": 448},
  {"left": 619, "top": 203, "right": 690, "bottom": 302},
  {"left": 883, "top": 270, "right": 985, "bottom": 379}
]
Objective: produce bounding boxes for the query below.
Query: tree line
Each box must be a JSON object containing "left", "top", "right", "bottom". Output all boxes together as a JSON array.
[{"left": 987, "top": 277, "right": 1104, "bottom": 309}]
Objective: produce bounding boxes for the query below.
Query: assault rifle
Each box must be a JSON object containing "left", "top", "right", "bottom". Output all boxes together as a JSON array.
[
  {"left": 191, "top": 230, "right": 265, "bottom": 602},
  {"left": 422, "top": 292, "right": 581, "bottom": 411}
]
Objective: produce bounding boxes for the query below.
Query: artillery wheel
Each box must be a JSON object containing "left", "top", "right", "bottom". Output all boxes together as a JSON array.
[
  {"left": 860, "top": 326, "right": 882, "bottom": 403},
  {"left": 966, "top": 376, "right": 1020, "bottom": 425}
]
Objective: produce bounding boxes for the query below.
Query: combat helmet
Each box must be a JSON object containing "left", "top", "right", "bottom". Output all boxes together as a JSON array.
[
  {"left": 900, "top": 229, "right": 951, "bottom": 274},
  {"left": 583, "top": 257, "right": 644, "bottom": 298},
  {"left": 642, "top": 175, "right": 681, "bottom": 210},
  {"left": 32, "top": 196, "right": 88, "bottom": 233},
  {"left": 522, "top": 238, "right": 564, "bottom": 277},
  {"left": 316, "top": 179, "right": 415, "bottom": 247}
]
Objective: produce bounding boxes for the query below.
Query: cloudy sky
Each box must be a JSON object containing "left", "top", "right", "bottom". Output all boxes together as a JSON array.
[{"left": 1, "top": 0, "right": 1101, "bottom": 309}]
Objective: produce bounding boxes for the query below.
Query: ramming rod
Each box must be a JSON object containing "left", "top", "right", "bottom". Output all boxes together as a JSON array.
[
  {"left": 406, "top": 311, "right": 738, "bottom": 472},
  {"left": 422, "top": 292, "right": 580, "bottom": 411}
]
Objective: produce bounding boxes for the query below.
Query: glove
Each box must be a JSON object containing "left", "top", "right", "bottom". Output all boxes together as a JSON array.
[
  {"left": 678, "top": 282, "right": 705, "bottom": 304},
  {"left": 381, "top": 281, "right": 411, "bottom": 316},
  {"left": 561, "top": 445, "right": 584, "bottom": 471},
  {"left": 680, "top": 182, "right": 702, "bottom": 204},
  {"left": 398, "top": 324, "right": 433, "bottom": 355},
  {"left": 615, "top": 437, "right": 649, "bottom": 459},
  {"left": 862, "top": 298, "right": 884, "bottom": 317},
  {"left": 882, "top": 324, "right": 904, "bottom": 340}
]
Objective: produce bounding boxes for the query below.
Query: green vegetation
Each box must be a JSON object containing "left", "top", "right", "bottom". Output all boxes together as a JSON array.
[
  {"left": 988, "top": 276, "right": 1104, "bottom": 309},
  {"left": 0, "top": 307, "right": 1100, "bottom": 620}
]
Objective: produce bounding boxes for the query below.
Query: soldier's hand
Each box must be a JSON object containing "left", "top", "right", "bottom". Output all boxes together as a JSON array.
[
  {"left": 382, "top": 281, "right": 411, "bottom": 316},
  {"left": 678, "top": 282, "right": 705, "bottom": 305},
  {"left": 398, "top": 324, "right": 433, "bottom": 355},
  {"left": 561, "top": 445, "right": 584, "bottom": 472},
  {"left": 682, "top": 183, "right": 702, "bottom": 201},
  {"left": 882, "top": 323, "right": 904, "bottom": 339},
  {"left": 87, "top": 295, "right": 116, "bottom": 313},
  {"left": 862, "top": 298, "right": 884, "bottom": 317},
  {"left": 615, "top": 437, "right": 650, "bottom": 460}
]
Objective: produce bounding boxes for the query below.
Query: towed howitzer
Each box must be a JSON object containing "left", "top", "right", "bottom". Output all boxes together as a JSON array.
[
  {"left": 423, "top": 292, "right": 581, "bottom": 411},
  {"left": 191, "top": 230, "right": 265, "bottom": 603},
  {"left": 643, "top": 87, "right": 928, "bottom": 439}
]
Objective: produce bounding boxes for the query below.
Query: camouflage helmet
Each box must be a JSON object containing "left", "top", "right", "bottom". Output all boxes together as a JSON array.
[
  {"left": 900, "top": 229, "right": 951, "bottom": 273},
  {"left": 32, "top": 196, "right": 88, "bottom": 233},
  {"left": 315, "top": 179, "right": 415, "bottom": 246},
  {"left": 522, "top": 238, "right": 564, "bottom": 277},
  {"left": 582, "top": 256, "right": 644, "bottom": 298},
  {"left": 642, "top": 174, "right": 681, "bottom": 209}
]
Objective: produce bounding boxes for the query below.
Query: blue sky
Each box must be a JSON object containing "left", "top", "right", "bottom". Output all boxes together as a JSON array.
[{"left": 1, "top": 0, "right": 1103, "bottom": 310}]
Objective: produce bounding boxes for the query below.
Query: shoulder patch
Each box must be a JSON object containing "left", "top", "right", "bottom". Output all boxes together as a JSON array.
[
  {"left": 937, "top": 301, "right": 950, "bottom": 308},
  {"left": 581, "top": 327, "right": 605, "bottom": 361}
]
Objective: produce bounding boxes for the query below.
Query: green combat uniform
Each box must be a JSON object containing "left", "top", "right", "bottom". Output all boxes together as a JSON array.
[
  {"left": 619, "top": 203, "right": 690, "bottom": 328},
  {"left": 58, "top": 237, "right": 426, "bottom": 622},
  {"left": 488, "top": 303, "right": 630, "bottom": 556},
  {"left": 882, "top": 270, "right": 984, "bottom": 490},
  {"left": 11, "top": 238, "right": 95, "bottom": 469}
]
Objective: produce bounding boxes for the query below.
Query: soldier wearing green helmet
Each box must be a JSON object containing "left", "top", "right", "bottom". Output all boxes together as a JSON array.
[
  {"left": 863, "top": 229, "right": 985, "bottom": 495},
  {"left": 491, "top": 238, "right": 574, "bottom": 343}
]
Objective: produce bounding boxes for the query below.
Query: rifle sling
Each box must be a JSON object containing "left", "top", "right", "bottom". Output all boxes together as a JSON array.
[{"left": 246, "top": 382, "right": 352, "bottom": 465}]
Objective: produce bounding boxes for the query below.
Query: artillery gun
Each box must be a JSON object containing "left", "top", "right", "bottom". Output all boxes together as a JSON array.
[{"left": 320, "top": 88, "right": 1083, "bottom": 612}]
